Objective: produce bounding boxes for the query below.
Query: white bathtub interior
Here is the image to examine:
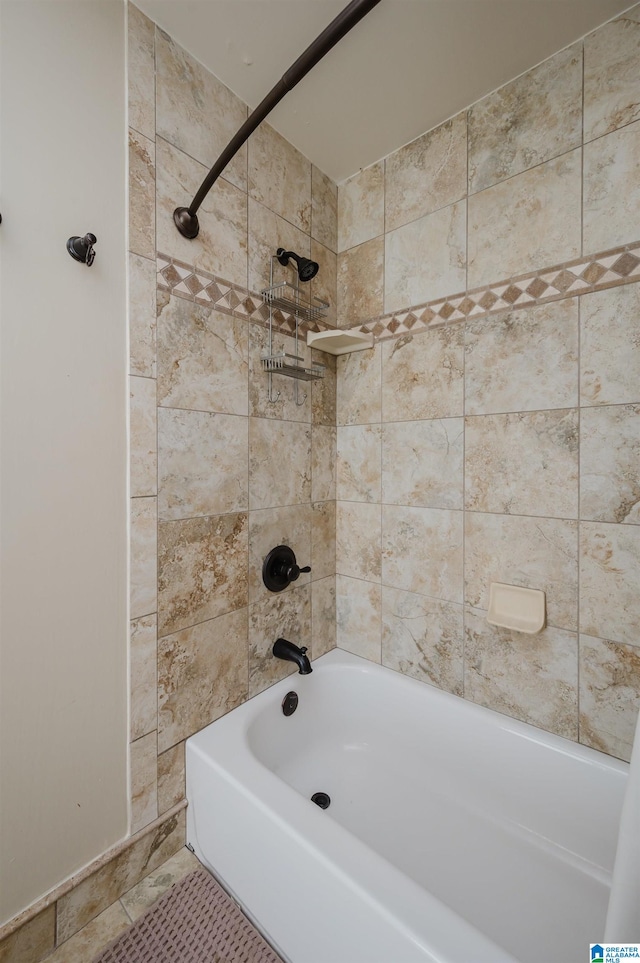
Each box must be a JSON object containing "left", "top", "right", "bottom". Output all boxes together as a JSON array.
[{"left": 187, "top": 650, "right": 628, "bottom": 963}]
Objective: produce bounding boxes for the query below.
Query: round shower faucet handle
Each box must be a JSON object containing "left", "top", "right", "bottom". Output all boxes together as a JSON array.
[{"left": 263, "top": 545, "right": 311, "bottom": 592}]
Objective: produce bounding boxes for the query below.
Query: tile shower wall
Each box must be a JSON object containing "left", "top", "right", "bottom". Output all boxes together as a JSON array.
[
  {"left": 335, "top": 5, "right": 640, "bottom": 762},
  {"left": 128, "top": 4, "right": 337, "bottom": 835}
]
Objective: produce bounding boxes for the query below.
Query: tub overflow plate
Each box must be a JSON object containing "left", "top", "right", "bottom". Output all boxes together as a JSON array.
[
  {"left": 282, "top": 691, "right": 298, "bottom": 716},
  {"left": 311, "top": 792, "right": 331, "bottom": 810}
]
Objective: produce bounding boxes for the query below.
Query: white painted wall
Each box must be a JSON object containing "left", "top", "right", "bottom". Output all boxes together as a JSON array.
[{"left": 0, "top": 0, "right": 128, "bottom": 923}]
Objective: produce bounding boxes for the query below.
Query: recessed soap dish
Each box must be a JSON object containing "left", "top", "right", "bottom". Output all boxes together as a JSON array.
[{"left": 487, "top": 582, "right": 546, "bottom": 634}]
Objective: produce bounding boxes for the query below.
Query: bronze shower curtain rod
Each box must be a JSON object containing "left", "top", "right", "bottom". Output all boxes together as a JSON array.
[{"left": 174, "top": 0, "right": 383, "bottom": 239}]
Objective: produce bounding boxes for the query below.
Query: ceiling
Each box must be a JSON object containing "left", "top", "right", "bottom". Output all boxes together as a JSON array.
[{"left": 137, "top": 0, "right": 630, "bottom": 183}]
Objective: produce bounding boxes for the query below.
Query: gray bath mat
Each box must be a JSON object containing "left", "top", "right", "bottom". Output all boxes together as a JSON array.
[{"left": 93, "top": 867, "right": 284, "bottom": 963}]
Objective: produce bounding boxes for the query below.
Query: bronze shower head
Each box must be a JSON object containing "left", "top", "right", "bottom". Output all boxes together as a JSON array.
[{"left": 276, "top": 247, "right": 319, "bottom": 282}]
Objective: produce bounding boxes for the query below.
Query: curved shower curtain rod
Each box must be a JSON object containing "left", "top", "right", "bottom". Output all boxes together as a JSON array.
[{"left": 174, "top": 0, "right": 383, "bottom": 239}]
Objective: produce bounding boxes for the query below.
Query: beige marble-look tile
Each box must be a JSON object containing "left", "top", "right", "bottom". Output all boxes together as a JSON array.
[
  {"left": 337, "top": 425, "right": 381, "bottom": 503},
  {"left": 385, "top": 112, "right": 467, "bottom": 232},
  {"left": 49, "top": 902, "right": 131, "bottom": 963},
  {"left": 311, "top": 500, "right": 335, "bottom": 581},
  {"left": 579, "top": 634, "right": 640, "bottom": 762},
  {"left": 130, "top": 731, "right": 157, "bottom": 834},
  {"left": 312, "top": 575, "right": 336, "bottom": 659},
  {"left": 311, "top": 349, "right": 336, "bottom": 427},
  {"left": 0, "top": 906, "right": 55, "bottom": 963},
  {"left": 338, "top": 162, "right": 384, "bottom": 252},
  {"left": 465, "top": 512, "right": 578, "bottom": 631},
  {"left": 158, "top": 609, "right": 248, "bottom": 751},
  {"left": 156, "top": 29, "right": 247, "bottom": 191},
  {"left": 581, "top": 404, "right": 640, "bottom": 524},
  {"left": 130, "top": 496, "right": 157, "bottom": 619},
  {"left": 312, "top": 165, "right": 337, "bottom": 253},
  {"left": 156, "top": 137, "right": 248, "bottom": 287},
  {"left": 382, "top": 418, "right": 463, "bottom": 510},
  {"left": 158, "top": 512, "right": 248, "bottom": 637},
  {"left": 247, "top": 198, "right": 310, "bottom": 295},
  {"left": 312, "top": 425, "right": 336, "bottom": 502},
  {"left": 310, "top": 239, "right": 337, "bottom": 327},
  {"left": 385, "top": 200, "right": 466, "bottom": 313},
  {"left": 382, "top": 505, "right": 463, "bottom": 604},
  {"left": 158, "top": 297, "right": 248, "bottom": 416},
  {"left": 119, "top": 847, "right": 201, "bottom": 922},
  {"left": 580, "top": 282, "right": 640, "bottom": 407},
  {"left": 157, "top": 742, "right": 185, "bottom": 815},
  {"left": 248, "top": 503, "right": 311, "bottom": 601},
  {"left": 158, "top": 407, "right": 248, "bottom": 521},
  {"left": 129, "top": 128, "right": 155, "bottom": 260},
  {"left": 128, "top": 3, "right": 155, "bottom": 141},
  {"left": 465, "top": 409, "right": 579, "bottom": 519},
  {"left": 249, "top": 418, "right": 311, "bottom": 510},
  {"left": 468, "top": 149, "right": 582, "bottom": 290},
  {"left": 248, "top": 122, "right": 311, "bottom": 233},
  {"left": 127, "top": 3, "right": 156, "bottom": 140},
  {"left": 249, "top": 583, "right": 311, "bottom": 696},
  {"left": 337, "top": 237, "right": 384, "bottom": 327},
  {"left": 336, "top": 575, "right": 382, "bottom": 662},
  {"left": 468, "top": 45, "right": 582, "bottom": 194},
  {"left": 130, "top": 376, "right": 157, "bottom": 497},
  {"left": 336, "top": 501, "right": 381, "bottom": 582},
  {"left": 382, "top": 587, "right": 463, "bottom": 695},
  {"left": 464, "top": 606, "right": 578, "bottom": 739},
  {"left": 465, "top": 298, "right": 579, "bottom": 415},
  {"left": 56, "top": 810, "right": 186, "bottom": 942},
  {"left": 129, "top": 253, "right": 156, "bottom": 379},
  {"left": 130, "top": 614, "right": 157, "bottom": 741},
  {"left": 337, "top": 344, "right": 381, "bottom": 426},
  {"left": 381, "top": 326, "right": 464, "bottom": 423},
  {"left": 583, "top": 119, "right": 640, "bottom": 254},
  {"left": 580, "top": 522, "right": 640, "bottom": 647},
  {"left": 248, "top": 322, "right": 311, "bottom": 424},
  {"left": 584, "top": 6, "right": 640, "bottom": 143}
]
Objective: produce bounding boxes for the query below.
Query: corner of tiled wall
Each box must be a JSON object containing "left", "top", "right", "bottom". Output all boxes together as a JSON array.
[
  {"left": 128, "top": 0, "right": 161, "bottom": 837},
  {"left": 334, "top": 3, "right": 640, "bottom": 762}
]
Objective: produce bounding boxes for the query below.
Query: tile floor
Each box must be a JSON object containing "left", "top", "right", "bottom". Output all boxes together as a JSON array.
[{"left": 45, "top": 847, "right": 201, "bottom": 962}]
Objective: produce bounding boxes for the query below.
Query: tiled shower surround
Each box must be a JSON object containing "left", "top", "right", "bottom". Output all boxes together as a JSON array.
[
  {"left": 2, "top": 3, "right": 640, "bottom": 959},
  {"left": 129, "top": 2, "right": 640, "bottom": 837},
  {"left": 128, "top": 3, "right": 338, "bottom": 845},
  {"left": 335, "top": 5, "right": 640, "bottom": 763}
]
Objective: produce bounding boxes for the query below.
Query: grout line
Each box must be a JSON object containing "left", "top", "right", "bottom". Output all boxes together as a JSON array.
[
  {"left": 465, "top": 109, "right": 470, "bottom": 295},
  {"left": 246, "top": 103, "right": 250, "bottom": 294},
  {"left": 152, "top": 17, "right": 161, "bottom": 827},
  {"left": 379, "top": 342, "right": 384, "bottom": 664},
  {"left": 581, "top": 39, "right": 585, "bottom": 260},
  {"left": 337, "top": 502, "right": 638, "bottom": 530},
  {"left": 462, "top": 308, "right": 467, "bottom": 700},
  {"left": 577, "top": 288, "right": 582, "bottom": 744}
]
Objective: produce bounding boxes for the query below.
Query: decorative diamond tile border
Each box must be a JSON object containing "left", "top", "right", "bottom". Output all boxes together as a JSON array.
[
  {"left": 352, "top": 241, "right": 640, "bottom": 341},
  {"left": 156, "top": 255, "right": 333, "bottom": 336},
  {"left": 157, "top": 242, "right": 640, "bottom": 344}
]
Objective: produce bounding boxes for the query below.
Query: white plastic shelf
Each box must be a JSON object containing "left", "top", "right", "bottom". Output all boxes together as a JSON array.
[{"left": 306, "top": 329, "right": 373, "bottom": 356}]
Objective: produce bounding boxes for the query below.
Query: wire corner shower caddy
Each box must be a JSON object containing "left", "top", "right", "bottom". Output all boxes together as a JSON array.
[{"left": 260, "top": 256, "right": 329, "bottom": 405}]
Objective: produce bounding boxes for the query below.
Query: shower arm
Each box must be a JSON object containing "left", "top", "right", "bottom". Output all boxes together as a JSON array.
[{"left": 174, "top": 0, "right": 383, "bottom": 239}]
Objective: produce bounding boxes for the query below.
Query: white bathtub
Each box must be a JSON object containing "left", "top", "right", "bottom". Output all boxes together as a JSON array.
[{"left": 186, "top": 650, "right": 628, "bottom": 963}]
